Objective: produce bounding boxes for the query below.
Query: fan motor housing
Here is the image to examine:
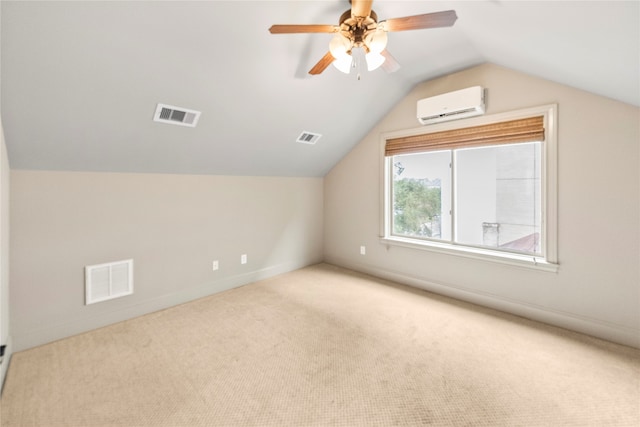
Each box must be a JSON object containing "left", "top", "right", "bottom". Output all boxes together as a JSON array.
[{"left": 339, "top": 9, "right": 379, "bottom": 46}]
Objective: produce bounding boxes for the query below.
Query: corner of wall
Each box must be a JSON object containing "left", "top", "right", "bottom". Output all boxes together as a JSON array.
[{"left": 0, "top": 122, "right": 11, "bottom": 391}]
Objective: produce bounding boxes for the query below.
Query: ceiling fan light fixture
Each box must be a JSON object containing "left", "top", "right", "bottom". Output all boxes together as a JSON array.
[
  {"left": 333, "top": 54, "right": 353, "bottom": 73},
  {"left": 329, "top": 34, "right": 353, "bottom": 74},
  {"left": 365, "top": 50, "right": 386, "bottom": 71},
  {"left": 329, "top": 34, "right": 351, "bottom": 59},
  {"left": 365, "top": 28, "right": 388, "bottom": 54}
]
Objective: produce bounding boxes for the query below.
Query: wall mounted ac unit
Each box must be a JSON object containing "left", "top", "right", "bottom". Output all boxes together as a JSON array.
[{"left": 417, "top": 86, "right": 485, "bottom": 125}]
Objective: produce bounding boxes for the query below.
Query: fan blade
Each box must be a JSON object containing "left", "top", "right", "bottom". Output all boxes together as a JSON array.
[
  {"left": 382, "top": 10, "right": 457, "bottom": 32},
  {"left": 351, "top": 0, "right": 373, "bottom": 18},
  {"left": 381, "top": 50, "right": 400, "bottom": 73},
  {"left": 309, "top": 52, "right": 335, "bottom": 75},
  {"left": 269, "top": 24, "right": 338, "bottom": 34}
]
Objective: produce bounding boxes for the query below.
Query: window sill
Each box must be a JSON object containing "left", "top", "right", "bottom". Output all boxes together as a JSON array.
[{"left": 380, "top": 236, "right": 559, "bottom": 273}]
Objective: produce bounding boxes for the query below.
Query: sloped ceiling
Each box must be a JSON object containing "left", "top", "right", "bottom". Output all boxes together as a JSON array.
[{"left": 1, "top": 1, "right": 638, "bottom": 177}]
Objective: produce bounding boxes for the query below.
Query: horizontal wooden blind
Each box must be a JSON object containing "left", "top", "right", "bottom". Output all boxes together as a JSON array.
[{"left": 385, "top": 116, "right": 545, "bottom": 156}]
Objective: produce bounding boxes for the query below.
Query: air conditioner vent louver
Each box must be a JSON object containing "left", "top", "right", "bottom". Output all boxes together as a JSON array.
[
  {"left": 154, "top": 104, "right": 201, "bottom": 127},
  {"left": 420, "top": 107, "right": 481, "bottom": 122},
  {"left": 296, "top": 131, "right": 322, "bottom": 144}
]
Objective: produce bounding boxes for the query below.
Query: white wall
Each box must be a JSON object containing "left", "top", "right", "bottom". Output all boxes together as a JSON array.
[
  {"left": 11, "top": 171, "right": 323, "bottom": 351},
  {"left": 324, "top": 63, "right": 640, "bottom": 348}
]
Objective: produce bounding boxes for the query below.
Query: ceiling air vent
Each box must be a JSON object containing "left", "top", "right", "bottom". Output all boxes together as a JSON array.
[
  {"left": 296, "top": 131, "right": 322, "bottom": 145},
  {"left": 153, "top": 103, "right": 201, "bottom": 128}
]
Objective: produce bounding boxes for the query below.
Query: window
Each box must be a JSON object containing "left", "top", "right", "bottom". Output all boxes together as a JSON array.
[{"left": 380, "top": 105, "right": 557, "bottom": 271}]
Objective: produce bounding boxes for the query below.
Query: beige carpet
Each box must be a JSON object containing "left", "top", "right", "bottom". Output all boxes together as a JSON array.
[{"left": 1, "top": 263, "right": 638, "bottom": 426}]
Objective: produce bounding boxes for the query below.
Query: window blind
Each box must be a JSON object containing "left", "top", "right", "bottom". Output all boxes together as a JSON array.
[{"left": 385, "top": 116, "right": 545, "bottom": 157}]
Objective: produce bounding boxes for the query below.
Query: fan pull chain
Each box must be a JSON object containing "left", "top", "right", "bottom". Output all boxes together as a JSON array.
[{"left": 353, "top": 49, "right": 362, "bottom": 81}]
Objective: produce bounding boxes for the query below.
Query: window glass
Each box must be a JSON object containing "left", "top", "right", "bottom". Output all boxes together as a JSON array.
[
  {"left": 454, "top": 142, "right": 541, "bottom": 255},
  {"left": 392, "top": 150, "right": 451, "bottom": 241}
]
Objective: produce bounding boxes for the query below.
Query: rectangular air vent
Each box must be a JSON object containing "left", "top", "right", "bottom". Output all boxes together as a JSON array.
[
  {"left": 153, "top": 103, "right": 201, "bottom": 127},
  {"left": 296, "top": 131, "right": 322, "bottom": 145},
  {"left": 85, "top": 259, "right": 133, "bottom": 305}
]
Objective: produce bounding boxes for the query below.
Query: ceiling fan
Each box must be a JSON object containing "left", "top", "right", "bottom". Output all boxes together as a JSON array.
[{"left": 269, "top": 0, "right": 457, "bottom": 75}]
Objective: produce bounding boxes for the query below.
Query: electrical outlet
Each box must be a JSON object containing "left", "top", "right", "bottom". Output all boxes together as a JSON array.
[
  {"left": 241, "top": 254, "right": 247, "bottom": 264},
  {"left": 212, "top": 260, "right": 219, "bottom": 271},
  {"left": 360, "top": 246, "right": 366, "bottom": 255}
]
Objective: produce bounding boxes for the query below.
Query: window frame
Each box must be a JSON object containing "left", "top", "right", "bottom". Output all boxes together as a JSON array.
[{"left": 379, "top": 104, "right": 558, "bottom": 272}]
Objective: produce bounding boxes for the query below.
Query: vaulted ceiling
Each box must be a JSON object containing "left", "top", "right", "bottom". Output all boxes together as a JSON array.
[{"left": 2, "top": 1, "right": 638, "bottom": 177}]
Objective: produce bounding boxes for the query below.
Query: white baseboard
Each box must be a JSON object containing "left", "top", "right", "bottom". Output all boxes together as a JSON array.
[
  {"left": 325, "top": 256, "right": 640, "bottom": 349},
  {"left": 13, "top": 260, "right": 312, "bottom": 352}
]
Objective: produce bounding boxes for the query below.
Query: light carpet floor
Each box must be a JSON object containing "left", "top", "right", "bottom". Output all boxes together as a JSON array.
[{"left": 1, "top": 263, "right": 638, "bottom": 426}]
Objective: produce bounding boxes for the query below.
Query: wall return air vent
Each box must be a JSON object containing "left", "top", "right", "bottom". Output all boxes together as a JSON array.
[
  {"left": 153, "top": 103, "right": 201, "bottom": 127},
  {"left": 85, "top": 259, "right": 133, "bottom": 305}
]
